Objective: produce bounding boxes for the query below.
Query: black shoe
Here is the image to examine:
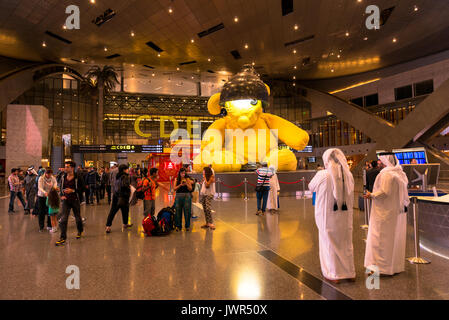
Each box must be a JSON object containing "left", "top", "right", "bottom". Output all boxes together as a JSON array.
[
  {"left": 185, "top": 228, "right": 190, "bottom": 232},
  {"left": 76, "top": 232, "right": 83, "bottom": 239},
  {"left": 8, "top": 210, "right": 14, "bottom": 214},
  {"left": 24, "top": 210, "right": 30, "bottom": 215},
  {"left": 55, "top": 238, "right": 66, "bottom": 246}
]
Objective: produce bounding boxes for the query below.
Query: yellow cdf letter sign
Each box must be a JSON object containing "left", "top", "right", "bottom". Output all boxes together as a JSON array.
[{"left": 134, "top": 115, "right": 152, "bottom": 138}]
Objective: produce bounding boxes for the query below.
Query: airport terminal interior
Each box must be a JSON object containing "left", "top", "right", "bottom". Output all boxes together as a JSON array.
[{"left": 2, "top": 0, "right": 449, "bottom": 301}]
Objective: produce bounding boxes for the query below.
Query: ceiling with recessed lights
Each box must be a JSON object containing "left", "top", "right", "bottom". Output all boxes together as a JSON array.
[{"left": 0, "top": 0, "right": 449, "bottom": 81}]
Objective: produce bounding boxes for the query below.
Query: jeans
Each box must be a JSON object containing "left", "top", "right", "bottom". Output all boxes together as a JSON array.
[
  {"left": 59, "top": 198, "right": 83, "bottom": 240},
  {"left": 88, "top": 184, "right": 100, "bottom": 204},
  {"left": 37, "top": 196, "right": 52, "bottom": 230},
  {"left": 175, "top": 193, "right": 192, "bottom": 229},
  {"left": 106, "top": 195, "right": 129, "bottom": 227},
  {"left": 256, "top": 186, "right": 270, "bottom": 212},
  {"left": 143, "top": 199, "right": 155, "bottom": 217},
  {"left": 9, "top": 190, "right": 26, "bottom": 212}
]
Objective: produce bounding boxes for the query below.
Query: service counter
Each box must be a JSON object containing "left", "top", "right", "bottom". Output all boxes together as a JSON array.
[{"left": 413, "top": 195, "right": 449, "bottom": 249}]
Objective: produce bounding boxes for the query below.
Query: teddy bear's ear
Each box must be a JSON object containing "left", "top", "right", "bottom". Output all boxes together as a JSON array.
[
  {"left": 207, "top": 93, "right": 221, "bottom": 115},
  {"left": 264, "top": 84, "right": 271, "bottom": 96}
]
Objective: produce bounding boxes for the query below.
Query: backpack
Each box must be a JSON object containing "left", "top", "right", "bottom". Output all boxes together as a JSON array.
[
  {"left": 114, "top": 176, "right": 122, "bottom": 196},
  {"left": 157, "top": 207, "right": 175, "bottom": 231},
  {"left": 136, "top": 178, "right": 149, "bottom": 200},
  {"left": 142, "top": 215, "right": 170, "bottom": 236}
]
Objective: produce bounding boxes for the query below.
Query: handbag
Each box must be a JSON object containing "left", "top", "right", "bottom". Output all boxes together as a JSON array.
[{"left": 255, "top": 172, "right": 269, "bottom": 192}]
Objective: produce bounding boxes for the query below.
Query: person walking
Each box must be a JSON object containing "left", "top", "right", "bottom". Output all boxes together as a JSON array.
[
  {"left": 99, "top": 168, "right": 107, "bottom": 200},
  {"left": 8, "top": 168, "right": 27, "bottom": 214},
  {"left": 142, "top": 168, "right": 159, "bottom": 217},
  {"left": 255, "top": 163, "right": 273, "bottom": 216},
  {"left": 86, "top": 166, "right": 100, "bottom": 205},
  {"left": 104, "top": 167, "right": 112, "bottom": 204},
  {"left": 55, "top": 161, "right": 84, "bottom": 246},
  {"left": 308, "top": 148, "right": 356, "bottom": 284},
  {"left": 105, "top": 164, "right": 133, "bottom": 233},
  {"left": 200, "top": 167, "right": 216, "bottom": 230},
  {"left": 37, "top": 168, "right": 57, "bottom": 232},
  {"left": 174, "top": 167, "right": 193, "bottom": 232},
  {"left": 24, "top": 167, "right": 38, "bottom": 215}
]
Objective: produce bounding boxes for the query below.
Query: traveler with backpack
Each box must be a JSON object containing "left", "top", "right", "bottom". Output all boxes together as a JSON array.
[
  {"left": 200, "top": 167, "right": 216, "bottom": 230},
  {"left": 24, "top": 166, "right": 38, "bottom": 215},
  {"left": 173, "top": 167, "right": 193, "bottom": 232},
  {"left": 105, "top": 164, "right": 133, "bottom": 233},
  {"left": 55, "top": 161, "right": 84, "bottom": 246},
  {"left": 139, "top": 168, "right": 159, "bottom": 217}
]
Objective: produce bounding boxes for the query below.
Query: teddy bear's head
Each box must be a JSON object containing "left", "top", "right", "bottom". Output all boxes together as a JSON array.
[{"left": 207, "top": 64, "right": 270, "bottom": 129}]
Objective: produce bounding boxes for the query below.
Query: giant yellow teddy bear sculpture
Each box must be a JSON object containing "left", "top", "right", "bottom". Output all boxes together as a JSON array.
[{"left": 193, "top": 65, "right": 309, "bottom": 172}]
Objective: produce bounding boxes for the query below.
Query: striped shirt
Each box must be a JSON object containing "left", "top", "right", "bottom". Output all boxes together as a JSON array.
[
  {"left": 256, "top": 168, "right": 273, "bottom": 187},
  {"left": 8, "top": 174, "right": 20, "bottom": 192}
]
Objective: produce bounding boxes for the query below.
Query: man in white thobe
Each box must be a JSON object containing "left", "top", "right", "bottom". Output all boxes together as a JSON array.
[
  {"left": 364, "top": 153, "right": 410, "bottom": 275},
  {"left": 309, "top": 148, "right": 356, "bottom": 283}
]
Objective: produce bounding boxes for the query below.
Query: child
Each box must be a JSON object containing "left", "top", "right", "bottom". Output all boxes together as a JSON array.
[{"left": 46, "top": 187, "right": 60, "bottom": 233}]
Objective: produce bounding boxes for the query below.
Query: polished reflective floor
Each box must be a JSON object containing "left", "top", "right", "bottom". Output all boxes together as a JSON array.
[{"left": 0, "top": 186, "right": 448, "bottom": 300}]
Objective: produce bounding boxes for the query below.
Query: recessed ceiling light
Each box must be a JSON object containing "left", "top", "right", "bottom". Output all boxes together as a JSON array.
[
  {"left": 42, "top": 41, "right": 46, "bottom": 47},
  {"left": 191, "top": 39, "right": 194, "bottom": 43},
  {"left": 393, "top": 37, "right": 397, "bottom": 43},
  {"left": 131, "top": 64, "right": 134, "bottom": 67},
  {"left": 158, "top": 53, "right": 161, "bottom": 57},
  {"left": 168, "top": 8, "right": 173, "bottom": 13},
  {"left": 152, "top": 73, "right": 155, "bottom": 77},
  {"left": 337, "top": 54, "right": 341, "bottom": 58},
  {"left": 234, "top": 16, "right": 239, "bottom": 22},
  {"left": 191, "top": 76, "right": 194, "bottom": 79},
  {"left": 81, "top": 59, "right": 85, "bottom": 63},
  {"left": 294, "top": 24, "right": 299, "bottom": 30},
  {"left": 104, "top": 47, "right": 108, "bottom": 51},
  {"left": 90, "top": 0, "right": 95, "bottom": 3},
  {"left": 252, "top": 62, "right": 255, "bottom": 66},
  {"left": 208, "top": 58, "right": 211, "bottom": 62},
  {"left": 363, "top": 37, "right": 368, "bottom": 40},
  {"left": 131, "top": 31, "right": 135, "bottom": 37},
  {"left": 357, "top": 0, "right": 362, "bottom": 3},
  {"left": 345, "top": 32, "right": 349, "bottom": 37},
  {"left": 177, "top": 67, "right": 180, "bottom": 71},
  {"left": 331, "top": 69, "right": 335, "bottom": 72},
  {"left": 294, "top": 65, "right": 297, "bottom": 69},
  {"left": 414, "top": 5, "right": 418, "bottom": 11},
  {"left": 63, "top": 25, "right": 67, "bottom": 30},
  {"left": 293, "top": 49, "right": 297, "bottom": 54},
  {"left": 244, "top": 44, "right": 249, "bottom": 49},
  {"left": 293, "top": 76, "right": 296, "bottom": 80}
]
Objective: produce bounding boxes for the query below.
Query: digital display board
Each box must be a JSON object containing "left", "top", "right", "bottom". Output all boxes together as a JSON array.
[
  {"left": 376, "top": 147, "right": 427, "bottom": 165},
  {"left": 72, "top": 145, "right": 163, "bottom": 154}
]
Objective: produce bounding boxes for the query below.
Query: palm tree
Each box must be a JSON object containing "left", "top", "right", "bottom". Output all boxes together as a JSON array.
[{"left": 84, "top": 65, "right": 119, "bottom": 145}]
